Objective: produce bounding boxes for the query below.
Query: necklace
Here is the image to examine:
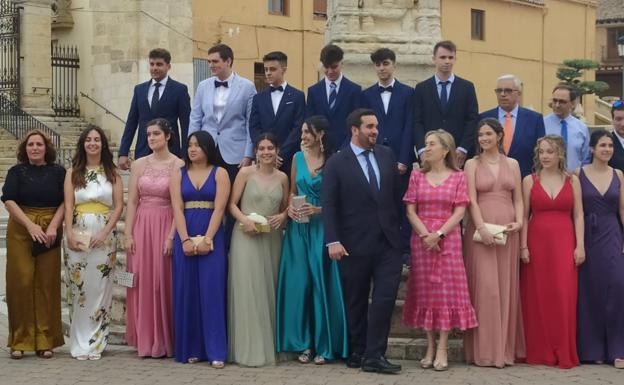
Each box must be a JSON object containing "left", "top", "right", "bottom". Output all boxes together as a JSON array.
[{"left": 483, "top": 155, "right": 500, "bottom": 165}]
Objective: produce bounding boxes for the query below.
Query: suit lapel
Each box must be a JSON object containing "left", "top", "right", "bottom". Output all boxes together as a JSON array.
[
  {"left": 263, "top": 89, "right": 276, "bottom": 120},
  {"left": 346, "top": 145, "right": 379, "bottom": 202},
  {"left": 223, "top": 74, "right": 243, "bottom": 121},
  {"left": 446, "top": 78, "right": 458, "bottom": 112},
  {"left": 274, "top": 85, "right": 290, "bottom": 118},
  {"left": 318, "top": 79, "right": 332, "bottom": 116},
  {"left": 204, "top": 79, "right": 216, "bottom": 122},
  {"left": 386, "top": 81, "right": 402, "bottom": 117},
  {"left": 332, "top": 78, "right": 349, "bottom": 114},
  {"left": 428, "top": 77, "right": 444, "bottom": 114},
  {"left": 372, "top": 87, "right": 386, "bottom": 119},
  {"left": 140, "top": 81, "right": 152, "bottom": 114}
]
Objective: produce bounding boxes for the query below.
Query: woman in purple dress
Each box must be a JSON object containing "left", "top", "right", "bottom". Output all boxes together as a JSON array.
[{"left": 576, "top": 129, "right": 624, "bottom": 368}]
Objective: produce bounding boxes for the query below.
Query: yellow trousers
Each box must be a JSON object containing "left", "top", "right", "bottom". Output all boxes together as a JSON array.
[{"left": 6, "top": 206, "right": 64, "bottom": 351}]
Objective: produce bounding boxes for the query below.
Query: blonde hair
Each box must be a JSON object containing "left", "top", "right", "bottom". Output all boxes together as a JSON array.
[
  {"left": 533, "top": 134, "right": 567, "bottom": 175},
  {"left": 421, "top": 129, "right": 460, "bottom": 173}
]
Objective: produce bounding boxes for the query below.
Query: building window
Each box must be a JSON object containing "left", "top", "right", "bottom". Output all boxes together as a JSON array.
[
  {"left": 193, "top": 58, "right": 209, "bottom": 94},
  {"left": 313, "top": 0, "right": 327, "bottom": 20},
  {"left": 269, "top": 0, "right": 288, "bottom": 16},
  {"left": 607, "top": 27, "right": 624, "bottom": 60},
  {"left": 471, "top": 9, "right": 485, "bottom": 41},
  {"left": 254, "top": 62, "right": 268, "bottom": 92}
]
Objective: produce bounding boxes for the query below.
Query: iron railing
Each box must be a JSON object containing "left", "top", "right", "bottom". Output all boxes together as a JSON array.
[
  {"left": 79, "top": 92, "right": 126, "bottom": 124},
  {"left": 0, "top": 0, "right": 20, "bottom": 104},
  {"left": 0, "top": 93, "right": 61, "bottom": 148},
  {"left": 51, "top": 44, "right": 80, "bottom": 117}
]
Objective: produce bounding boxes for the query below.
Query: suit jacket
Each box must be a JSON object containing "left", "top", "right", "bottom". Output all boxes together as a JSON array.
[
  {"left": 322, "top": 144, "right": 402, "bottom": 257},
  {"left": 413, "top": 75, "right": 479, "bottom": 156},
  {"left": 480, "top": 106, "right": 545, "bottom": 177},
  {"left": 249, "top": 84, "right": 305, "bottom": 168},
  {"left": 306, "top": 77, "right": 362, "bottom": 149},
  {"left": 609, "top": 132, "right": 624, "bottom": 171},
  {"left": 362, "top": 80, "right": 415, "bottom": 166},
  {"left": 120, "top": 78, "right": 191, "bottom": 158},
  {"left": 188, "top": 73, "right": 257, "bottom": 164}
]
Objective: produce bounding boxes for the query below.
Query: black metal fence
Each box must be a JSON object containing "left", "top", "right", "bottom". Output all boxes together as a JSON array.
[
  {"left": 0, "top": 0, "right": 20, "bottom": 104},
  {"left": 51, "top": 44, "right": 80, "bottom": 117},
  {"left": 0, "top": 93, "right": 61, "bottom": 149}
]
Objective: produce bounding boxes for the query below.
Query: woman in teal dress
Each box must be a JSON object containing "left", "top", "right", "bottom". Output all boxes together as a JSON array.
[{"left": 276, "top": 116, "right": 348, "bottom": 364}]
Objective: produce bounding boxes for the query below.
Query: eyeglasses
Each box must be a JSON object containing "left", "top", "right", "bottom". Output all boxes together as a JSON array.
[
  {"left": 494, "top": 88, "right": 518, "bottom": 95},
  {"left": 613, "top": 100, "right": 624, "bottom": 109},
  {"left": 551, "top": 98, "right": 570, "bottom": 105}
]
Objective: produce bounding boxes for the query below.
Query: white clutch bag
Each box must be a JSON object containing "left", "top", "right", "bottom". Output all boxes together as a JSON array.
[
  {"left": 114, "top": 271, "right": 135, "bottom": 288},
  {"left": 472, "top": 223, "right": 508, "bottom": 246}
]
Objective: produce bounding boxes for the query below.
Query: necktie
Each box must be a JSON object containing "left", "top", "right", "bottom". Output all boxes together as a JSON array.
[
  {"left": 439, "top": 80, "right": 449, "bottom": 110},
  {"left": 379, "top": 85, "right": 393, "bottom": 93},
  {"left": 560, "top": 119, "right": 568, "bottom": 144},
  {"left": 328, "top": 82, "right": 337, "bottom": 110},
  {"left": 215, "top": 80, "right": 228, "bottom": 88},
  {"left": 150, "top": 82, "right": 161, "bottom": 111},
  {"left": 363, "top": 150, "right": 379, "bottom": 196},
  {"left": 270, "top": 85, "right": 284, "bottom": 92},
  {"left": 503, "top": 112, "right": 513, "bottom": 153}
]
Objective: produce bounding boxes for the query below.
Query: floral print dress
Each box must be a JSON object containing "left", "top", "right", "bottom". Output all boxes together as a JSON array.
[{"left": 65, "top": 167, "right": 116, "bottom": 358}]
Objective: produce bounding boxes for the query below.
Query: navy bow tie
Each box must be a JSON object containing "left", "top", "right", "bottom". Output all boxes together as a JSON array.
[
  {"left": 379, "top": 85, "right": 393, "bottom": 93},
  {"left": 270, "top": 85, "right": 284, "bottom": 92},
  {"left": 215, "top": 80, "right": 228, "bottom": 88}
]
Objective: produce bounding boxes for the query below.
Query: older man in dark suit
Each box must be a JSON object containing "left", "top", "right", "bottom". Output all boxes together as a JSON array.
[{"left": 323, "top": 108, "right": 403, "bottom": 374}]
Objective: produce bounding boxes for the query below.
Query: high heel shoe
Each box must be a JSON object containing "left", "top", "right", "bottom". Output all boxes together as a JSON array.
[
  {"left": 433, "top": 348, "right": 449, "bottom": 371},
  {"left": 420, "top": 357, "right": 433, "bottom": 369}
]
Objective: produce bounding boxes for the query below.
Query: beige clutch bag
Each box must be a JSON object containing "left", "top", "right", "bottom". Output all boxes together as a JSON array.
[
  {"left": 73, "top": 230, "right": 91, "bottom": 251},
  {"left": 473, "top": 223, "right": 508, "bottom": 246},
  {"left": 239, "top": 213, "right": 271, "bottom": 233},
  {"left": 190, "top": 235, "right": 213, "bottom": 251}
]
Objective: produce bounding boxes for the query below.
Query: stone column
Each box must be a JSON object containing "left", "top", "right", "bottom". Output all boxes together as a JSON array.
[{"left": 14, "top": 0, "right": 54, "bottom": 115}]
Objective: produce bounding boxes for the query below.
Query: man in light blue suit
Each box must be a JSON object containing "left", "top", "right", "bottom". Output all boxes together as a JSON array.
[
  {"left": 189, "top": 44, "right": 256, "bottom": 182},
  {"left": 480, "top": 74, "right": 545, "bottom": 177}
]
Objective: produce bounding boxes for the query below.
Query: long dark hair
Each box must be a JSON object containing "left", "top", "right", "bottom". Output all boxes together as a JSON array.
[
  {"left": 304, "top": 115, "right": 334, "bottom": 171},
  {"left": 184, "top": 131, "right": 217, "bottom": 168},
  {"left": 475, "top": 118, "right": 504, "bottom": 155},
  {"left": 71, "top": 125, "right": 117, "bottom": 189}
]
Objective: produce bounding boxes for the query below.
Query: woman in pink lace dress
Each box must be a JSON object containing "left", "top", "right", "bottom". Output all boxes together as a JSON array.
[{"left": 124, "top": 119, "right": 184, "bottom": 357}]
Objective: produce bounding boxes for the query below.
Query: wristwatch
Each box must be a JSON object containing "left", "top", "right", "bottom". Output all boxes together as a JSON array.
[{"left": 436, "top": 230, "right": 446, "bottom": 239}]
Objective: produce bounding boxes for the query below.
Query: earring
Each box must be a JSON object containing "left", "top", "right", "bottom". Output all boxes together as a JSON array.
[{"left": 320, "top": 140, "right": 324, "bottom": 153}]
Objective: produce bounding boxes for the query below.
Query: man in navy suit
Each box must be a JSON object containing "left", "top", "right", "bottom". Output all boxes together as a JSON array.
[
  {"left": 250, "top": 51, "right": 305, "bottom": 175},
  {"left": 323, "top": 108, "right": 403, "bottom": 374},
  {"left": 361, "top": 48, "right": 414, "bottom": 261},
  {"left": 119, "top": 48, "right": 191, "bottom": 169},
  {"left": 609, "top": 101, "right": 624, "bottom": 171},
  {"left": 480, "top": 74, "right": 545, "bottom": 177},
  {"left": 306, "top": 44, "right": 362, "bottom": 149},
  {"left": 413, "top": 40, "right": 478, "bottom": 167}
]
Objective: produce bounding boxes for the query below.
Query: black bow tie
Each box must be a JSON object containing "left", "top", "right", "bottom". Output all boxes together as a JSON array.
[
  {"left": 215, "top": 80, "right": 228, "bottom": 88},
  {"left": 379, "top": 85, "right": 393, "bottom": 93},
  {"left": 270, "top": 85, "right": 284, "bottom": 93}
]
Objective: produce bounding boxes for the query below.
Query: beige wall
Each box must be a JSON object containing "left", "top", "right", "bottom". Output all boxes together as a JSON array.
[
  {"left": 441, "top": 0, "right": 597, "bottom": 122},
  {"left": 192, "top": 0, "right": 325, "bottom": 91}
]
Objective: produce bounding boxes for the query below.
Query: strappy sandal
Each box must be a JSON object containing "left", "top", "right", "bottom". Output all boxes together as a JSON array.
[
  {"left": 298, "top": 350, "right": 312, "bottom": 364},
  {"left": 187, "top": 357, "right": 200, "bottom": 364},
  {"left": 313, "top": 355, "right": 326, "bottom": 365},
  {"left": 36, "top": 350, "right": 54, "bottom": 359},
  {"left": 10, "top": 350, "right": 23, "bottom": 360},
  {"left": 88, "top": 354, "right": 102, "bottom": 361},
  {"left": 211, "top": 360, "right": 225, "bottom": 369},
  {"left": 76, "top": 355, "right": 89, "bottom": 361}
]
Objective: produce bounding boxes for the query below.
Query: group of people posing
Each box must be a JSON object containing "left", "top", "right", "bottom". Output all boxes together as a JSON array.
[{"left": 4, "top": 38, "right": 624, "bottom": 374}]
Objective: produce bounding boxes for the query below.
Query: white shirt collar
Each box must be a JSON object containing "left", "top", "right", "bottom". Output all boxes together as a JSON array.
[
  {"left": 325, "top": 74, "right": 343, "bottom": 87},
  {"left": 271, "top": 81, "right": 287, "bottom": 90},
  {"left": 350, "top": 141, "right": 372, "bottom": 156},
  {"left": 377, "top": 78, "right": 396, "bottom": 88},
  {"left": 498, "top": 104, "right": 519, "bottom": 118},
  {"left": 434, "top": 73, "right": 455, "bottom": 84},
  {"left": 151, "top": 76, "right": 169, "bottom": 86}
]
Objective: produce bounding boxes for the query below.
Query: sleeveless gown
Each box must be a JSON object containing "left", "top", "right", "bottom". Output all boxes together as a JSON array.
[
  {"left": 228, "top": 174, "right": 284, "bottom": 366},
  {"left": 577, "top": 168, "right": 624, "bottom": 362},
  {"left": 463, "top": 157, "right": 525, "bottom": 367},
  {"left": 65, "top": 168, "right": 116, "bottom": 357},
  {"left": 275, "top": 151, "right": 348, "bottom": 359},
  {"left": 126, "top": 158, "right": 175, "bottom": 357},
  {"left": 172, "top": 166, "right": 227, "bottom": 363},
  {"left": 521, "top": 174, "right": 579, "bottom": 368}
]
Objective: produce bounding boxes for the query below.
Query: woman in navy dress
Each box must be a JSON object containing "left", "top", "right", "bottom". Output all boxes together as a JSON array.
[{"left": 170, "top": 131, "right": 231, "bottom": 368}]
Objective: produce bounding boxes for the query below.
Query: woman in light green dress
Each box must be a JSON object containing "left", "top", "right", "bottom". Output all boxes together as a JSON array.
[
  {"left": 276, "top": 116, "right": 348, "bottom": 364},
  {"left": 228, "top": 134, "right": 289, "bottom": 367}
]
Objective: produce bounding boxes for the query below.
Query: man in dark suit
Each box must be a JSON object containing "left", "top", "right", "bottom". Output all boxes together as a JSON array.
[
  {"left": 119, "top": 48, "right": 191, "bottom": 169},
  {"left": 480, "top": 74, "right": 545, "bottom": 177},
  {"left": 323, "top": 108, "right": 403, "bottom": 374},
  {"left": 413, "top": 40, "right": 478, "bottom": 167},
  {"left": 609, "top": 101, "right": 624, "bottom": 170},
  {"left": 250, "top": 51, "right": 305, "bottom": 175},
  {"left": 361, "top": 48, "right": 414, "bottom": 262},
  {"left": 306, "top": 44, "right": 361, "bottom": 149}
]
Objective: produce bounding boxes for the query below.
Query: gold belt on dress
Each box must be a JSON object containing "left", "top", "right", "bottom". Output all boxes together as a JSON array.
[
  {"left": 75, "top": 202, "right": 110, "bottom": 214},
  {"left": 184, "top": 201, "right": 215, "bottom": 209}
]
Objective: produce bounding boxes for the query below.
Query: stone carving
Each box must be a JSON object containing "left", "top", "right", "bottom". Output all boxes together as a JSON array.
[{"left": 52, "top": 0, "right": 73, "bottom": 29}]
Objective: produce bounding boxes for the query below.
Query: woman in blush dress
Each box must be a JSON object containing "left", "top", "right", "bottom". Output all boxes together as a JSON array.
[
  {"left": 170, "top": 131, "right": 230, "bottom": 368},
  {"left": 402, "top": 129, "right": 477, "bottom": 372},
  {"left": 64, "top": 126, "right": 124, "bottom": 361},
  {"left": 575, "top": 129, "right": 624, "bottom": 368},
  {"left": 463, "top": 118, "right": 525, "bottom": 368},
  {"left": 124, "top": 118, "right": 184, "bottom": 358},
  {"left": 520, "top": 135, "right": 584, "bottom": 369},
  {"left": 228, "top": 134, "right": 289, "bottom": 367}
]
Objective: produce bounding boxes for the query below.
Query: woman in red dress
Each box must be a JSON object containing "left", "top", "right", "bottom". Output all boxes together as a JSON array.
[{"left": 520, "top": 134, "right": 584, "bottom": 368}]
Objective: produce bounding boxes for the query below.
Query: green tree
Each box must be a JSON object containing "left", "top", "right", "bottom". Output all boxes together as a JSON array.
[{"left": 556, "top": 59, "right": 609, "bottom": 98}]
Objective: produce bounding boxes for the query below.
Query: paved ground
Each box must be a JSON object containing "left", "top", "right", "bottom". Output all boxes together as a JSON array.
[{"left": 1, "top": 252, "right": 623, "bottom": 384}]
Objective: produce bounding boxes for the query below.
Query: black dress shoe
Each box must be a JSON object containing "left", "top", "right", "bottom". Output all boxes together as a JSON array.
[
  {"left": 361, "top": 356, "right": 402, "bottom": 374},
  {"left": 346, "top": 352, "right": 363, "bottom": 368}
]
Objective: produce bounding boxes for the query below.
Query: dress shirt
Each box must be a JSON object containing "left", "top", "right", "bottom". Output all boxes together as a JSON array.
[
  {"left": 544, "top": 113, "right": 590, "bottom": 171},
  {"left": 614, "top": 129, "right": 624, "bottom": 150},
  {"left": 324, "top": 74, "right": 343, "bottom": 101},
  {"left": 350, "top": 142, "right": 380, "bottom": 189},
  {"left": 213, "top": 72, "right": 234, "bottom": 123},
  {"left": 147, "top": 76, "right": 168, "bottom": 103},
  {"left": 378, "top": 78, "right": 395, "bottom": 114},
  {"left": 270, "top": 81, "right": 287, "bottom": 115},
  {"left": 434, "top": 73, "right": 455, "bottom": 100},
  {"left": 497, "top": 105, "right": 519, "bottom": 134}
]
